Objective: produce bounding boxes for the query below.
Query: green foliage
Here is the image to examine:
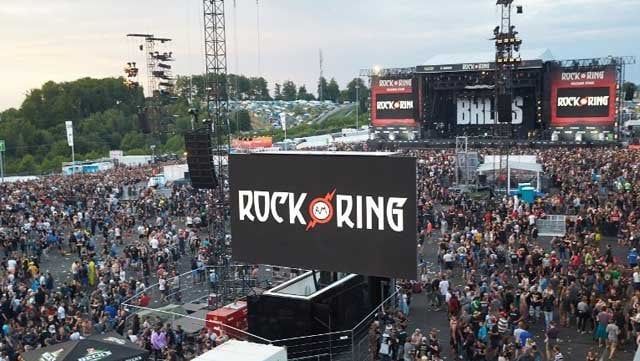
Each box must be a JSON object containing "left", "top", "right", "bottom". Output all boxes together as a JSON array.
[
  {"left": 17, "top": 154, "right": 38, "bottom": 174},
  {"left": 0, "top": 77, "right": 145, "bottom": 175},
  {"left": 229, "top": 110, "right": 252, "bottom": 132},
  {"left": 326, "top": 78, "right": 340, "bottom": 102},
  {"left": 345, "top": 77, "right": 369, "bottom": 113},
  {"left": 624, "top": 82, "right": 637, "bottom": 101},
  {"left": 120, "top": 131, "right": 148, "bottom": 151},
  {"left": 317, "top": 77, "right": 328, "bottom": 101},
  {"left": 297, "top": 85, "right": 315, "bottom": 101},
  {"left": 164, "top": 135, "right": 185, "bottom": 153},
  {"left": 125, "top": 148, "right": 149, "bottom": 156},
  {"left": 273, "top": 83, "right": 283, "bottom": 100},
  {"left": 281, "top": 81, "right": 297, "bottom": 101},
  {"left": 0, "top": 72, "right": 352, "bottom": 175},
  {"left": 177, "top": 73, "right": 272, "bottom": 102}
]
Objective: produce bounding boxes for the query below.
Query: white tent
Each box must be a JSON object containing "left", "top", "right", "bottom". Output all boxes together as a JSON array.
[
  {"left": 477, "top": 155, "right": 543, "bottom": 192},
  {"left": 191, "top": 340, "right": 287, "bottom": 361}
]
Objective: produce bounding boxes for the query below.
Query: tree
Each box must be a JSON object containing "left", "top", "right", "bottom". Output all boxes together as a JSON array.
[
  {"left": 338, "top": 90, "right": 350, "bottom": 103},
  {"left": 326, "top": 78, "right": 340, "bottom": 102},
  {"left": 346, "top": 77, "right": 369, "bottom": 113},
  {"left": 120, "top": 131, "right": 147, "bottom": 151},
  {"left": 230, "top": 109, "right": 252, "bottom": 132},
  {"left": 249, "top": 77, "right": 271, "bottom": 100},
  {"left": 164, "top": 134, "right": 185, "bottom": 153},
  {"left": 624, "top": 82, "right": 637, "bottom": 101},
  {"left": 17, "top": 154, "right": 38, "bottom": 174},
  {"left": 297, "top": 85, "right": 315, "bottom": 101},
  {"left": 281, "top": 81, "right": 297, "bottom": 101},
  {"left": 274, "top": 83, "right": 283, "bottom": 100},
  {"left": 317, "top": 77, "right": 328, "bottom": 101}
]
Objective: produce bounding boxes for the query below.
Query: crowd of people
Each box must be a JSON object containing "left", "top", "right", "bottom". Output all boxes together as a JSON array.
[
  {"left": 0, "top": 164, "right": 229, "bottom": 361},
  {"left": 0, "top": 145, "right": 639, "bottom": 361},
  {"left": 373, "top": 147, "right": 640, "bottom": 361}
]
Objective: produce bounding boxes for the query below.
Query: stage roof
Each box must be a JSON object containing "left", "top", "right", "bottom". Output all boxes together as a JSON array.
[{"left": 423, "top": 48, "right": 554, "bottom": 66}]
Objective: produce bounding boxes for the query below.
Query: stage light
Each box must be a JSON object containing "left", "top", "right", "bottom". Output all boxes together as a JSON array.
[
  {"left": 372, "top": 65, "right": 382, "bottom": 75},
  {"left": 516, "top": 6, "right": 523, "bottom": 14},
  {"left": 493, "top": 26, "right": 500, "bottom": 36}
]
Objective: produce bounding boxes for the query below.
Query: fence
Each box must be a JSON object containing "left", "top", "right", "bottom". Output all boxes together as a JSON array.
[
  {"left": 268, "top": 288, "right": 400, "bottom": 361},
  {"left": 536, "top": 214, "right": 570, "bottom": 237}
]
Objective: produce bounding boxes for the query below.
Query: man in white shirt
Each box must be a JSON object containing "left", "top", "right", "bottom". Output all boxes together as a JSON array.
[
  {"left": 513, "top": 322, "right": 525, "bottom": 357},
  {"left": 633, "top": 267, "right": 640, "bottom": 290},
  {"left": 159, "top": 277, "right": 167, "bottom": 302},
  {"left": 442, "top": 252, "right": 454, "bottom": 273},
  {"left": 7, "top": 259, "right": 16, "bottom": 274},
  {"left": 438, "top": 275, "right": 450, "bottom": 306},
  {"left": 57, "top": 305, "right": 66, "bottom": 321},
  {"left": 70, "top": 330, "right": 82, "bottom": 341}
]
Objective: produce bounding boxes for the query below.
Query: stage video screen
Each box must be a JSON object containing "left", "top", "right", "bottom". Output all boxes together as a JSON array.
[{"left": 555, "top": 87, "right": 611, "bottom": 118}]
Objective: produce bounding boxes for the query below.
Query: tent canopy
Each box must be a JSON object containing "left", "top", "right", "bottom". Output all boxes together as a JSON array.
[
  {"left": 24, "top": 333, "right": 148, "bottom": 361},
  {"left": 477, "top": 155, "right": 543, "bottom": 173},
  {"left": 191, "top": 340, "right": 286, "bottom": 361}
]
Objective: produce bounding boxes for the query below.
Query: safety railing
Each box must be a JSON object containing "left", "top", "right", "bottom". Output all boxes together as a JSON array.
[
  {"left": 536, "top": 214, "right": 570, "bottom": 237},
  {"left": 121, "top": 266, "right": 399, "bottom": 361}
]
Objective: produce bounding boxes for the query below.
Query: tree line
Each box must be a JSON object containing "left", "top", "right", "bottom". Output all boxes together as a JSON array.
[{"left": 0, "top": 74, "right": 369, "bottom": 175}]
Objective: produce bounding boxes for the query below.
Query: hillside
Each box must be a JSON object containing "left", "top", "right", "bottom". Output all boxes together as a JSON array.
[
  {"left": 0, "top": 74, "right": 368, "bottom": 175},
  {"left": 0, "top": 77, "right": 189, "bottom": 175}
]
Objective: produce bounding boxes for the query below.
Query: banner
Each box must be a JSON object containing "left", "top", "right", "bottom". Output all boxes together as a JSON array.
[
  {"left": 231, "top": 136, "right": 273, "bottom": 149},
  {"left": 230, "top": 152, "right": 417, "bottom": 279},
  {"left": 550, "top": 65, "right": 616, "bottom": 127},
  {"left": 416, "top": 59, "right": 544, "bottom": 73},
  {"left": 456, "top": 96, "right": 524, "bottom": 125},
  {"left": 65, "top": 121, "right": 74, "bottom": 147},
  {"left": 371, "top": 77, "right": 419, "bottom": 127}
]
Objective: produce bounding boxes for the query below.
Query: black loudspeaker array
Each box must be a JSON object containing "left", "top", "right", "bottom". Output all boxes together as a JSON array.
[
  {"left": 184, "top": 131, "right": 218, "bottom": 189},
  {"left": 497, "top": 94, "right": 513, "bottom": 123}
]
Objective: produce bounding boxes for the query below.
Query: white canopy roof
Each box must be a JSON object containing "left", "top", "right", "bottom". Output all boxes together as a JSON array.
[
  {"left": 477, "top": 155, "right": 543, "bottom": 173},
  {"left": 191, "top": 340, "right": 286, "bottom": 361}
]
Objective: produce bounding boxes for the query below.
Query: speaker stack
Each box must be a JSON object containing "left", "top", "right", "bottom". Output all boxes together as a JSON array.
[
  {"left": 497, "top": 94, "right": 513, "bottom": 123},
  {"left": 184, "top": 130, "right": 218, "bottom": 189}
]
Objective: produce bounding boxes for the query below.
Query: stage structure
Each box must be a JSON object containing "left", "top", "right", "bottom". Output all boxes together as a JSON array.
[
  {"left": 126, "top": 33, "right": 175, "bottom": 97},
  {"left": 359, "top": 67, "right": 419, "bottom": 141},
  {"left": 200, "top": 0, "right": 235, "bottom": 307},
  {"left": 546, "top": 56, "right": 636, "bottom": 141},
  {"left": 454, "top": 136, "right": 479, "bottom": 189},
  {"left": 364, "top": 4, "right": 636, "bottom": 145}
]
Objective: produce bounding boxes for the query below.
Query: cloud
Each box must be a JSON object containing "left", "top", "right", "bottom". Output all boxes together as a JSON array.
[{"left": 0, "top": 0, "right": 638, "bottom": 110}]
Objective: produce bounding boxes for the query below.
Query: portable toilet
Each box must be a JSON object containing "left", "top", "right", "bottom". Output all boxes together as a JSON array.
[{"left": 520, "top": 186, "right": 536, "bottom": 204}]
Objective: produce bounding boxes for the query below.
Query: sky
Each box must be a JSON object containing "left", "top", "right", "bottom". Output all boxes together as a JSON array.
[{"left": 0, "top": 0, "right": 639, "bottom": 110}]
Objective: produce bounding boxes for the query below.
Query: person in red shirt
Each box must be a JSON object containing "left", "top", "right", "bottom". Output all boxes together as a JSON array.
[
  {"left": 139, "top": 292, "right": 150, "bottom": 307},
  {"left": 484, "top": 211, "right": 492, "bottom": 224}
]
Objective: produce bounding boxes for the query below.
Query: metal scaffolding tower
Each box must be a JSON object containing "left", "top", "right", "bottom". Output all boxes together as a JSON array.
[
  {"left": 202, "top": 0, "right": 232, "bottom": 307},
  {"left": 202, "top": 0, "right": 231, "bottom": 171}
]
